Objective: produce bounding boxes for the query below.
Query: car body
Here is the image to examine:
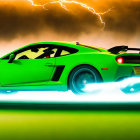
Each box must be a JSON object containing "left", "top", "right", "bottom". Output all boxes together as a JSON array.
[{"left": 0, "top": 41, "right": 139, "bottom": 93}]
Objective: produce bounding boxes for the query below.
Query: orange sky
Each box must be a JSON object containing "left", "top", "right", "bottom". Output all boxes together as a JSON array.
[{"left": 0, "top": 0, "right": 139, "bottom": 55}]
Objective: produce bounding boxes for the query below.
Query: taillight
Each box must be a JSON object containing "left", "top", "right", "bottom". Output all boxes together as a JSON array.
[{"left": 116, "top": 57, "right": 124, "bottom": 64}]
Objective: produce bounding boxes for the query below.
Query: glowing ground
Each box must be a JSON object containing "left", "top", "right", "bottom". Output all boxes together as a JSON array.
[
  {"left": 0, "top": 85, "right": 139, "bottom": 140},
  {"left": 0, "top": 110, "right": 140, "bottom": 140},
  {"left": 0, "top": 89, "right": 139, "bottom": 103}
]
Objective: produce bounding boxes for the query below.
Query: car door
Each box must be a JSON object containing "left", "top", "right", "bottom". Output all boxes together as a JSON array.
[{"left": 0, "top": 44, "right": 57, "bottom": 86}]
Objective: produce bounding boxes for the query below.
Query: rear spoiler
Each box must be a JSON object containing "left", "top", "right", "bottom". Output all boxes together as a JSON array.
[{"left": 108, "top": 46, "right": 140, "bottom": 54}]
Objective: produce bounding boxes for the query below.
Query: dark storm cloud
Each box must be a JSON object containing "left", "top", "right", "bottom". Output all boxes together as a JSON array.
[
  {"left": 104, "top": 1, "right": 140, "bottom": 33},
  {"left": 0, "top": 1, "right": 140, "bottom": 40},
  {"left": 0, "top": 3, "right": 99, "bottom": 40}
]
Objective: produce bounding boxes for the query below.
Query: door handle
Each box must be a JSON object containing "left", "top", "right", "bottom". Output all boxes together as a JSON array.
[{"left": 45, "top": 63, "right": 53, "bottom": 66}]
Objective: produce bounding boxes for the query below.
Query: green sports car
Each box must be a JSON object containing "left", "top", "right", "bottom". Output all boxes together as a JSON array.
[{"left": 0, "top": 41, "right": 139, "bottom": 94}]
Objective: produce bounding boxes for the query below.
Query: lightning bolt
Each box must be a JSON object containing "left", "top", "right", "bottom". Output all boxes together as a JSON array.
[
  {"left": 27, "top": 0, "right": 47, "bottom": 8},
  {"left": 26, "top": 0, "right": 112, "bottom": 29}
]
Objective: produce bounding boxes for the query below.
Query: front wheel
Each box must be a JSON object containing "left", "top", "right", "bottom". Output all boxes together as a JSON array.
[{"left": 68, "top": 65, "right": 102, "bottom": 94}]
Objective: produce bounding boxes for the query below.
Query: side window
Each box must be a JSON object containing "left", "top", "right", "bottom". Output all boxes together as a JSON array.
[
  {"left": 2, "top": 44, "right": 78, "bottom": 59},
  {"left": 60, "top": 47, "right": 78, "bottom": 57},
  {"left": 60, "top": 50, "right": 70, "bottom": 56},
  {"left": 3, "top": 45, "right": 59, "bottom": 60},
  {"left": 15, "top": 47, "right": 49, "bottom": 59},
  {"left": 37, "top": 47, "right": 59, "bottom": 59},
  {"left": 50, "top": 48, "right": 58, "bottom": 58}
]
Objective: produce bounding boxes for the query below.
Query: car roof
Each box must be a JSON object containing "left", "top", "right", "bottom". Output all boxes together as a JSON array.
[
  {"left": 29, "top": 41, "right": 75, "bottom": 46},
  {"left": 27, "top": 41, "right": 107, "bottom": 52}
]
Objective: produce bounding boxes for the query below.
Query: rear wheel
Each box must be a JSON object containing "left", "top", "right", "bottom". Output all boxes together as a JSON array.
[{"left": 68, "top": 65, "right": 102, "bottom": 94}]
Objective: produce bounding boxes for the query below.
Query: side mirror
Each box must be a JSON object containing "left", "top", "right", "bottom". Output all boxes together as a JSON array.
[{"left": 8, "top": 54, "right": 16, "bottom": 63}]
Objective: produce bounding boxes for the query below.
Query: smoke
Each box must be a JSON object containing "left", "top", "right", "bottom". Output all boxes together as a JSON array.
[
  {"left": 104, "top": 0, "right": 140, "bottom": 34},
  {"left": 0, "top": 0, "right": 139, "bottom": 54},
  {"left": 0, "top": 1, "right": 100, "bottom": 40}
]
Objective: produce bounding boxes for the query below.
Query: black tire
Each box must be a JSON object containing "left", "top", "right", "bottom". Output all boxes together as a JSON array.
[{"left": 68, "top": 65, "right": 102, "bottom": 94}]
